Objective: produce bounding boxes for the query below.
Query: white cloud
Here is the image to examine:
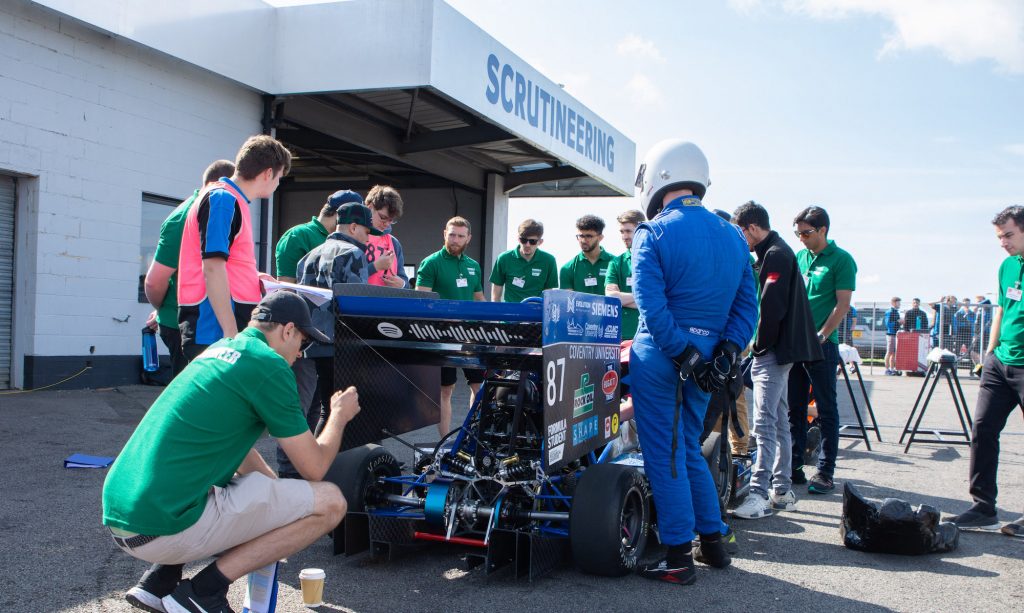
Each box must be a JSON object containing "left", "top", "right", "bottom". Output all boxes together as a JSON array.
[
  {"left": 626, "top": 73, "right": 665, "bottom": 106},
  {"left": 733, "top": 0, "right": 1024, "bottom": 74},
  {"left": 615, "top": 34, "right": 666, "bottom": 64},
  {"left": 1003, "top": 143, "right": 1024, "bottom": 156}
]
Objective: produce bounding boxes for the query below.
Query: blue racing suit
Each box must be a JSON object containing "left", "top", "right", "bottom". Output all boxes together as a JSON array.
[{"left": 629, "top": 196, "right": 757, "bottom": 545}]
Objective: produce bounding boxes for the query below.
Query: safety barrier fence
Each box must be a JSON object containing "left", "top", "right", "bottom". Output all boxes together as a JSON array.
[{"left": 835, "top": 301, "right": 994, "bottom": 377}]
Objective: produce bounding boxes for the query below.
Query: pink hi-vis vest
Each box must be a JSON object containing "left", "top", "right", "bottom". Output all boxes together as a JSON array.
[
  {"left": 177, "top": 181, "right": 261, "bottom": 306},
  {"left": 366, "top": 233, "right": 397, "bottom": 286}
]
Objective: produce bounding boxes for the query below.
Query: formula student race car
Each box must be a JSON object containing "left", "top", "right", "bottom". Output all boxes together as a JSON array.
[{"left": 318, "top": 286, "right": 735, "bottom": 580}]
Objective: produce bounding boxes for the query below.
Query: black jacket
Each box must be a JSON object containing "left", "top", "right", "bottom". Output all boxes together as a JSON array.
[{"left": 751, "top": 231, "right": 823, "bottom": 365}]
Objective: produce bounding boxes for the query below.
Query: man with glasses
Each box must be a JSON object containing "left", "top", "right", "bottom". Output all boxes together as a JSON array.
[
  {"left": 275, "top": 189, "right": 363, "bottom": 283},
  {"left": 365, "top": 185, "right": 408, "bottom": 288},
  {"left": 560, "top": 214, "right": 613, "bottom": 296},
  {"left": 490, "top": 219, "right": 558, "bottom": 302},
  {"left": 605, "top": 210, "right": 645, "bottom": 341},
  {"left": 417, "top": 217, "right": 486, "bottom": 437},
  {"left": 787, "top": 206, "right": 857, "bottom": 495},
  {"left": 104, "top": 291, "right": 360, "bottom": 613}
]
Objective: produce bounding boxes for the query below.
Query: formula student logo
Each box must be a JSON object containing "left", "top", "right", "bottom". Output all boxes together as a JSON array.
[
  {"left": 485, "top": 52, "right": 614, "bottom": 173},
  {"left": 573, "top": 373, "right": 595, "bottom": 417}
]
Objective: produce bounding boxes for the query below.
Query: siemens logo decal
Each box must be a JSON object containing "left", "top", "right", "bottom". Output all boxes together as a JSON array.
[{"left": 485, "top": 53, "right": 614, "bottom": 172}]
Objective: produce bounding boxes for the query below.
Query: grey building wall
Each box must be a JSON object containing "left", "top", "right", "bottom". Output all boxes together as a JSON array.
[{"left": 0, "top": 0, "right": 262, "bottom": 388}]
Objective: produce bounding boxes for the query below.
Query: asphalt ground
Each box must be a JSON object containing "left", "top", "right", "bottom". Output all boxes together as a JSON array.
[{"left": 1, "top": 369, "right": 1021, "bottom": 613}]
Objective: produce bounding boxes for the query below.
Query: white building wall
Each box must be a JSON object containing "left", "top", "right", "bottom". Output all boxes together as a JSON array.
[{"left": 0, "top": 0, "right": 262, "bottom": 365}]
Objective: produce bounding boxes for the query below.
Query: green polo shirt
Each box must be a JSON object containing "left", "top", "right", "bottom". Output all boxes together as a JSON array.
[
  {"left": 605, "top": 250, "right": 639, "bottom": 340},
  {"left": 796, "top": 239, "right": 857, "bottom": 344},
  {"left": 151, "top": 190, "right": 197, "bottom": 328},
  {"left": 995, "top": 255, "right": 1024, "bottom": 366},
  {"left": 489, "top": 247, "right": 558, "bottom": 303},
  {"left": 102, "top": 328, "right": 308, "bottom": 535},
  {"left": 275, "top": 217, "right": 330, "bottom": 279},
  {"left": 559, "top": 248, "right": 613, "bottom": 296},
  {"left": 417, "top": 247, "right": 483, "bottom": 301}
]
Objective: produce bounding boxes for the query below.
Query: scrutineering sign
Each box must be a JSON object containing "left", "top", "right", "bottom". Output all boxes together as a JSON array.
[{"left": 542, "top": 290, "right": 621, "bottom": 470}]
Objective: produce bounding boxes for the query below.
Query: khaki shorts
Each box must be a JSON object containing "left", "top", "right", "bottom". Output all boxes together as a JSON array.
[{"left": 115, "top": 472, "right": 315, "bottom": 565}]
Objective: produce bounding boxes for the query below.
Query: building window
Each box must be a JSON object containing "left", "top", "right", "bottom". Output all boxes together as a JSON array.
[{"left": 139, "top": 193, "right": 181, "bottom": 303}]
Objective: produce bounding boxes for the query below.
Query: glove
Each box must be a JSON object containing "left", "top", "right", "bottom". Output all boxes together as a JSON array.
[
  {"left": 672, "top": 345, "right": 704, "bottom": 382},
  {"left": 695, "top": 340, "right": 742, "bottom": 393}
]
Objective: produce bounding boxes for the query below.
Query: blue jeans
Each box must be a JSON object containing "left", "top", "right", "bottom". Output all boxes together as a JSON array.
[
  {"left": 750, "top": 351, "right": 794, "bottom": 498},
  {"left": 787, "top": 340, "right": 839, "bottom": 478}
]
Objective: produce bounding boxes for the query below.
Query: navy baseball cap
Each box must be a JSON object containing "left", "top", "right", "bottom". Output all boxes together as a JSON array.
[
  {"left": 252, "top": 291, "right": 330, "bottom": 343},
  {"left": 326, "top": 189, "right": 363, "bottom": 212},
  {"left": 338, "top": 202, "right": 383, "bottom": 236}
]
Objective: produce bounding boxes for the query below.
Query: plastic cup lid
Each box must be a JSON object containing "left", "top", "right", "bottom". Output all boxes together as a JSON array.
[{"left": 299, "top": 568, "right": 325, "bottom": 580}]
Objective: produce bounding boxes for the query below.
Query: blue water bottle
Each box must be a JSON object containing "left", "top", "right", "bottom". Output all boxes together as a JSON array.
[{"left": 142, "top": 327, "right": 159, "bottom": 372}]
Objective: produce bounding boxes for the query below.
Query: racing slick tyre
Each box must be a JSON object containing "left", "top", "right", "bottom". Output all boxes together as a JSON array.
[
  {"left": 324, "top": 444, "right": 401, "bottom": 512},
  {"left": 569, "top": 463, "right": 651, "bottom": 576},
  {"left": 702, "top": 432, "right": 733, "bottom": 511}
]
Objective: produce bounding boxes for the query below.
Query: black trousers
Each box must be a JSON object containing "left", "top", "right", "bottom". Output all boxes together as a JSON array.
[
  {"left": 970, "top": 353, "right": 1024, "bottom": 513},
  {"left": 157, "top": 324, "right": 187, "bottom": 378}
]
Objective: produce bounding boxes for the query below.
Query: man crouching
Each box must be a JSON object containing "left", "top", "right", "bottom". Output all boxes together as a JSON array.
[{"left": 102, "top": 290, "right": 360, "bottom": 613}]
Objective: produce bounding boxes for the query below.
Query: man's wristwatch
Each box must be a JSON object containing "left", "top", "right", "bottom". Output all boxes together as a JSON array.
[{"left": 817, "top": 332, "right": 826, "bottom": 344}]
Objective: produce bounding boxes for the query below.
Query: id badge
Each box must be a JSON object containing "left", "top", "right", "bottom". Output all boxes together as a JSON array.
[
  {"left": 456, "top": 277, "right": 469, "bottom": 288},
  {"left": 584, "top": 276, "right": 598, "bottom": 287},
  {"left": 625, "top": 276, "right": 633, "bottom": 288},
  {"left": 512, "top": 277, "right": 526, "bottom": 288},
  {"left": 1007, "top": 287, "right": 1022, "bottom": 301}
]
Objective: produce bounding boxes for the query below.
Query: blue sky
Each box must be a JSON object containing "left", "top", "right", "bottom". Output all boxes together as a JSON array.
[{"left": 274, "top": 0, "right": 1024, "bottom": 303}]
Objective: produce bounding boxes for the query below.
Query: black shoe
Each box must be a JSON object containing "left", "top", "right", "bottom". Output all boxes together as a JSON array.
[
  {"left": 693, "top": 538, "right": 731, "bottom": 568},
  {"left": 807, "top": 473, "right": 835, "bottom": 494},
  {"left": 126, "top": 566, "right": 181, "bottom": 613},
  {"left": 1001, "top": 517, "right": 1024, "bottom": 537},
  {"left": 948, "top": 506, "right": 1000, "bottom": 531},
  {"left": 638, "top": 556, "right": 696, "bottom": 586},
  {"left": 162, "top": 580, "right": 235, "bottom": 613},
  {"left": 791, "top": 466, "right": 807, "bottom": 485}
]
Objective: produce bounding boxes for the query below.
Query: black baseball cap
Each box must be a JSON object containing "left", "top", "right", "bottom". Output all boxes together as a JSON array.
[
  {"left": 338, "top": 202, "right": 383, "bottom": 236},
  {"left": 252, "top": 291, "right": 330, "bottom": 343},
  {"left": 326, "top": 189, "right": 363, "bottom": 213}
]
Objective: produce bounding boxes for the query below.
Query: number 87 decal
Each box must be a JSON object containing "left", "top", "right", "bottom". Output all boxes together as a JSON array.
[{"left": 546, "top": 358, "right": 565, "bottom": 405}]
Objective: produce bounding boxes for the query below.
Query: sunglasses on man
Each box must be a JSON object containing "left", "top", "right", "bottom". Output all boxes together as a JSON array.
[
  {"left": 794, "top": 228, "right": 819, "bottom": 238},
  {"left": 519, "top": 237, "right": 540, "bottom": 245}
]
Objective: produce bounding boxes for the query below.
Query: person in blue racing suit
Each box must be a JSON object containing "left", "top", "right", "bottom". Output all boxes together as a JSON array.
[{"left": 629, "top": 140, "right": 757, "bottom": 585}]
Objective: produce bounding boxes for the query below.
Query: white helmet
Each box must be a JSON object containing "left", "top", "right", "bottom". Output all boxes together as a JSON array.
[{"left": 635, "top": 140, "right": 710, "bottom": 219}]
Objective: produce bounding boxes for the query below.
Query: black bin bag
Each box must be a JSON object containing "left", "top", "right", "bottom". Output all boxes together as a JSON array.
[{"left": 841, "top": 483, "right": 959, "bottom": 555}]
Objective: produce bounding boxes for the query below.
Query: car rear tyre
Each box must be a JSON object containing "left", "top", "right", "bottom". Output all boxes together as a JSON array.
[
  {"left": 570, "top": 463, "right": 650, "bottom": 576},
  {"left": 324, "top": 444, "right": 401, "bottom": 512},
  {"left": 702, "top": 432, "right": 733, "bottom": 511}
]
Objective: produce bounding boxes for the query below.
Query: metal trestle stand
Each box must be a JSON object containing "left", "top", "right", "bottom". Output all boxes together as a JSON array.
[
  {"left": 837, "top": 356, "right": 882, "bottom": 449},
  {"left": 900, "top": 355, "right": 972, "bottom": 453}
]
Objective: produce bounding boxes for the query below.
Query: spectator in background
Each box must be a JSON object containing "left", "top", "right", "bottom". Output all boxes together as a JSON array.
[
  {"left": 931, "top": 296, "right": 957, "bottom": 350},
  {"left": 560, "top": 215, "right": 612, "bottom": 296},
  {"left": 972, "top": 295, "right": 994, "bottom": 374},
  {"left": 490, "top": 219, "right": 558, "bottom": 302},
  {"left": 884, "top": 297, "right": 903, "bottom": 375},
  {"left": 605, "top": 210, "right": 645, "bottom": 341},
  {"left": 841, "top": 305, "right": 857, "bottom": 346},
  {"left": 904, "top": 298, "right": 929, "bottom": 332},
  {"left": 954, "top": 298, "right": 976, "bottom": 360},
  {"left": 365, "top": 185, "right": 408, "bottom": 288},
  {"left": 145, "top": 159, "right": 235, "bottom": 379}
]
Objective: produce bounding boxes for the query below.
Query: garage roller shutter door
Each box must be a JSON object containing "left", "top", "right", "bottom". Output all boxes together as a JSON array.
[{"left": 0, "top": 176, "right": 14, "bottom": 389}]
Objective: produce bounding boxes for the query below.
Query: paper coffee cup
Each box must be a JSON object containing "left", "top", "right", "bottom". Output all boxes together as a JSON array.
[{"left": 298, "top": 568, "right": 325, "bottom": 608}]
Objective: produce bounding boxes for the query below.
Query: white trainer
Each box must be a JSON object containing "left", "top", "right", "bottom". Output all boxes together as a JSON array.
[
  {"left": 770, "top": 490, "right": 798, "bottom": 511},
  {"left": 732, "top": 493, "right": 772, "bottom": 519}
]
